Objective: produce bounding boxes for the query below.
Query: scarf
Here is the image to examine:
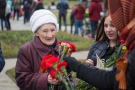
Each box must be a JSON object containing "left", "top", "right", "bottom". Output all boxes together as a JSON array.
[{"left": 108, "top": 0, "right": 135, "bottom": 89}]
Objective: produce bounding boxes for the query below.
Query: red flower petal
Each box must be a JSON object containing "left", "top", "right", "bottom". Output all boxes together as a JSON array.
[
  {"left": 57, "top": 61, "right": 67, "bottom": 72},
  {"left": 50, "top": 69, "right": 58, "bottom": 79},
  {"left": 46, "top": 57, "right": 60, "bottom": 69}
]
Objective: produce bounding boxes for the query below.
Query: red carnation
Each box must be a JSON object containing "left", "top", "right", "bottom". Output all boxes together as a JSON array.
[
  {"left": 50, "top": 69, "right": 58, "bottom": 79},
  {"left": 69, "top": 43, "right": 76, "bottom": 53},
  {"left": 58, "top": 41, "right": 62, "bottom": 45},
  {"left": 42, "top": 54, "right": 54, "bottom": 62},
  {"left": 46, "top": 57, "right": 60, "bottom": 69},
  {"left": 57, "top": 61, "right": 67, "bottom": 72}
]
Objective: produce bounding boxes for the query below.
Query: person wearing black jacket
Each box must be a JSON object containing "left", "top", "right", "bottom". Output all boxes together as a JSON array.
[
  {"left": 0, "top": 43, "right": 5, "bottom": 72},
  {"left": 56, "top": 0, "right": 69, "bottom": 31},
  {"left": 64, "top": 0, "right": 135, "bottom": 89},
  {"left": 64, "top": 46, "right": 135, "bottom": 90},
  {"left": 0, "top": 0, "right": 6, "bottom": 30},
  {"left": 35, "top": 0, "right": 44, "bottom": 11},
  {"left": 0, "top": 0, "right": 6, "bottom": 18}
]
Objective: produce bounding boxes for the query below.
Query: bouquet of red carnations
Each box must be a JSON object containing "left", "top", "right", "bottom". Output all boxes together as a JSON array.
[{"left": 39, "top": 41, "right": 76, "bottom": 90}]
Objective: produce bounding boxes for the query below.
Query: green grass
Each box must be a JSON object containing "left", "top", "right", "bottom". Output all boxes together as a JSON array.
[
  {"left": 43, "top": 0, "right": 77, "bottom": 7},
  {"left": 6, "top": 67, "right": 15, "bottom": 81},
  {"left": 0, "top": 30, "right": 93, "bottom": 58}
]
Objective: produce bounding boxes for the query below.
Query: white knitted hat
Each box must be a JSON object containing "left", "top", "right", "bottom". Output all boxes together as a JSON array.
[{"left": 30, "top": 9, "right": 59, "bottom": 33}]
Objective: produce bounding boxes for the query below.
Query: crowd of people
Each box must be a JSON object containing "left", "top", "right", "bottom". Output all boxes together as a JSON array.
[
  {"left": 0, "top": 0, "right": 44, "bottom": 30},
  {"left": 1, "top": 0, "right": 135, "bottom": 90},
  {"left": 0, "top": 0, "right": 103, "bottom": 39}
]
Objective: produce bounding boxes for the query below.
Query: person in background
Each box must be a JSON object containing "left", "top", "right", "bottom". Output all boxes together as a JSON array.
[
  {"left": 30, "top": 0, "right": 37, "bottom": 15},
  {"left": 23, "top": 1, "right": 31, "bottom": 24},
  {"left": 51, "top": 0, "right": 55, "bottom": 6},
  {"left": 0, "top": 42, "right": 5, "bottom": 72},
  {"left": 74, "top": 2, "right": 85, "bottom": 37},
  {"left": 5, "top": 0, "right": 12, "bottom": 30},
  {"left": 35, "top": 0, "right": 44, "bottom": 10},
  {"left": 56, "top": 0, "right": 69, "bottom": 31},
  {"left": 103, "top": 0, "right": 108, "bottom": 13},
  {"left": 70, "top": 4, "right": 76, "bottom": 34},
  {"left": 13, "top": 0, "right": 21, "bottom": 20},
  {"left": 23, "top": 0, "right": 32, "bottom": 5},
  {"left": 0, "top": 0, "right": 7, "bottom": 31},
  {"left": 88, "top": 0, "right": 102, "bottom": 39}
]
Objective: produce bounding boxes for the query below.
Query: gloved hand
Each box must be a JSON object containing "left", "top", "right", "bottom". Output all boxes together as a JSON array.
[{"left": 63, "top": 57, "right": 80, "bottom": 72}]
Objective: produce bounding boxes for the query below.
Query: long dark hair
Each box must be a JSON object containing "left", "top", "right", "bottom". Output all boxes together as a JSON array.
[{"left": 95, "top": 11, "right": 120, "bottom": 43}]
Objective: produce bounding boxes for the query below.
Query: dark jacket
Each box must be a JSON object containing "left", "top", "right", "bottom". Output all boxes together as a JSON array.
[
  {"left": 0, "top": 48, "right": 5, "bottom": 72},
  {"left": 15, "top": 36, "right": 59, "bottom": 90},
  {"left": 0, "top": 0, "right": 6, "bottom": 18},
  {"left": 35, "top": 2, "right": 44, "bottom": 11},
  {"left": 64, "top": 47, "right": 135, "bottom": 90},
  {"left": 14, "top": 0, "right": 21, "bottom": 10},
  {"left": 88, "top": 0, "right": 102, "bottom": 21},
  {"left": 56, "top": 0, "right": 69, "bottom": 14},
  {"left": 23, "top": 3, "right": 30, "bottom": 12},
  {"left": 87, "top": 41, "right": 109, "bottom": 66}
]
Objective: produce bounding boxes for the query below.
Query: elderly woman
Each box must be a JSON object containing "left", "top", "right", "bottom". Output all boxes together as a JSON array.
[{"left": 15, "top": 9, "right": 60, "bottom": 90}]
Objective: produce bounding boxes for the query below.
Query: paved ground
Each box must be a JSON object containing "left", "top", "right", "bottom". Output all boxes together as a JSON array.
[
  {"left": 0, "top": 58, "right": 19, "bottom": 90},
  {"left": 0, "top": 7, "right": 90, "bottom": 90}
]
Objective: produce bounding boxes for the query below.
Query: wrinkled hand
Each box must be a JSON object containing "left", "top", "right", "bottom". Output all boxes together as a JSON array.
[
  {"left": 63, "top": 57, "right": 80, "bottom": 72},
  {"left": 47, "top": 74, "right": 59, "bottom": 84},
  {"left": 85, "top": 59, "right": 94, "bottom": 66}
]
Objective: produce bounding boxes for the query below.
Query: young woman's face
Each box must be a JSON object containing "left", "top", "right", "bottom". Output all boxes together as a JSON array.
[
  {"left": 35, "top": 23, "right": 57, "bottom": 46},
  {"left": 104, "top": 15, "right": 118, "bottom": 41}
]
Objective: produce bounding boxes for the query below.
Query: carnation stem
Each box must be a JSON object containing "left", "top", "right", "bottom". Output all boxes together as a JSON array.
[
  {"left": 63, "top": 72, "right": 74, "bottom": 90},
  {"left": 59, "top": 73, "right": 70, "bottom": 90}
]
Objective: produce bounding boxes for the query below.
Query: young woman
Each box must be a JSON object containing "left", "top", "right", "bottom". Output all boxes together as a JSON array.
[{"left": 86, "top": 11, "right": 120, "bottom": 71}]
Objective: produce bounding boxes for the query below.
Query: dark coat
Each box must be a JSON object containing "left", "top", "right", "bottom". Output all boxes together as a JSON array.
[
  {"left": 56, "top": 0, "right": 69, "bottom": 14},
  {"left": 0, "top": 48, "right": 5, "bottom": 72},
  {"left": 125, "top": 46, "right": 135, "bottom": 90},
  {"left": 35, "top": 3, "right": 44, "bottom": 11},
  {"left": 87, "top": 41, "right": 109, "bottom": 66},
  {"left": 65, "top": 47, "right": 135, "bottom": 90},
  {"left": 0, "top": 0, "right": 6, "bottom": 18},
  {"left": 15, "top": 36, "right": 59, "bottom": 90}
]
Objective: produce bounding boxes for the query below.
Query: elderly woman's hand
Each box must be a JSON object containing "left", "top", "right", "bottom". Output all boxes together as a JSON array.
[
  {"left": 85, "top": 59, "right": 94, "bottom": 66},
  {"left": 47, "top": 74, "right": 59, "bottom": 84}
]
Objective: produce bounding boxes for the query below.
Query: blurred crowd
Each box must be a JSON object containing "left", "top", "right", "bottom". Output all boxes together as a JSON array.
[
  {"left": 0, "top": 0, "right": 44, "bottom": 31},
  {"left": 0, "top": 0, "right": 104, "bottom": 39}
]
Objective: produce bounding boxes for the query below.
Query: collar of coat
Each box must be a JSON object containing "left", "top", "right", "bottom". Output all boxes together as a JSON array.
[{"left": 32, "top": 36, "right": 59, "bottom": 59}]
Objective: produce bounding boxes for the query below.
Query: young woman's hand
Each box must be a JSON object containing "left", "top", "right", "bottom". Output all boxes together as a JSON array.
[
  {"left": 47, "top": 74, "right": 59, "bottom": 84},
  {"left": 85, "top": 59, "right": 94, "bottom": 66}
]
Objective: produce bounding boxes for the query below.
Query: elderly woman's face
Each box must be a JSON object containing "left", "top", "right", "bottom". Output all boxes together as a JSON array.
[{"left": 35, "top": 23, "right": 57, "bottom": 45}]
